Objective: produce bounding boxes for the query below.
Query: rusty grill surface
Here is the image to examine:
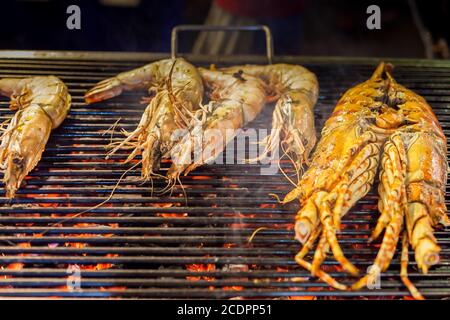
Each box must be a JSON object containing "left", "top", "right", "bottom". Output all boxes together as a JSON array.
[{"left": 0, "top": 53, "right": 449, "bottom": 299}]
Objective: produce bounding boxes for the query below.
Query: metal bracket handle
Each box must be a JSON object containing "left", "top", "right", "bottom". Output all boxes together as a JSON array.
[{"left": 171, "top": 25, "right": 274, "bottom": 64}]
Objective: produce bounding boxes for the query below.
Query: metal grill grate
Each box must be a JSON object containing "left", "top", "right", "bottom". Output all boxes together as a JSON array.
[{"left": 0, "top": 52, "right": 449, "bottom": 299}]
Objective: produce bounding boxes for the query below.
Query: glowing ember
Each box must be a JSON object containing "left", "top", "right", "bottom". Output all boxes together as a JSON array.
[
  {"left": 94, "top": 254, "right": 118, "bottom": 270},
  {"left": 289, "top": 296, "right": 317, "bottom": 300},
  {"left": 191, "top": 176, "right": 211, "bottom": 180},
  {"left": 185, "top": 263, "right": 216, "bottom": 281},
  {"left": 7, "top": 242, "right": 31, "bottom": 271},
  {"left": 223, "top": 286, "right": 244, "bottom": 291},
  {"left": 154, "top": 203, "right": 187, "bottom": 218},
  {"left": 100, "top": 286, "right": 126, "bottom": 291}
]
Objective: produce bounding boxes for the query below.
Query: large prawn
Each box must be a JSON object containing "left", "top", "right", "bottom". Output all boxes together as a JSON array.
[
  {"left": 290, "top": 62, "right": 448, "bottom": 299},
  {"left": 222, "top": 64, "right": 318, "bottom": 178},
  {"left": 84, "top": 58, "right": 204, "bottom": 180},
  {"left": 167, "top": 68, "right": 267, "bottom": 180},
  {"left": 0, "top": 76, "right": 71, "bottom": 198},
  {"left": 168, "top": 63, "right": 319, "bottom": 184}
]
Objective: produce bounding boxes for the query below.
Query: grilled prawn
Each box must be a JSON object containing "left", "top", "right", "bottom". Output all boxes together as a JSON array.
[
  {"left": 0, "top": 76, "right": 71, "bottom": 198},
  {"left": 291, "top": 62, "right": 448, "bottom": 299},
  {"left": 168, "top": 63, "right": 318, "bottom": 182},
  {"left": 221, "top": 64, "right": 318, "bottom": 172},
  {"left": 84, "top": 58, "right": 204, "bottom": 180},
  {"left": 167, "top": 68, "right": 267, "bottom": 179}
]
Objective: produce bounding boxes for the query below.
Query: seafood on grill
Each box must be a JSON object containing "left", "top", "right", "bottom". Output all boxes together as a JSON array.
[
  {"left": 168, "top": 63, "right": 319, "bottom": 182},
  {"left": 290, "top": 62, "right": 448, "bottom": 299},
  {"left": 167, "top": 67, "right": 267, "bottom": 179},
  {"left": 84, "top": 58, "right": 204, "bottom": 180},
  {"left": 221, "top": 64, "right": 319, "bottom": 172},
  {"left": 0, "top": 76, "right": 71, "bottom": 198}
]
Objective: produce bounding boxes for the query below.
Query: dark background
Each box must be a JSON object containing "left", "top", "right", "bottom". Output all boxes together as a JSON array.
[{"left": 0, "top": 0, "right": 448, "bottom": 58}]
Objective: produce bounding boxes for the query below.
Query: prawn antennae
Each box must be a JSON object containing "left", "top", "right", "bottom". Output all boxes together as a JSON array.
[
  {"left": 102, "top": 117, "right": 121, "bottom": 146},
  {"left": 281, "top": 140, "right": 302, "bottom": 185},
  {"left": 278, "top": 144, "right": 298, "bottom": 188}
]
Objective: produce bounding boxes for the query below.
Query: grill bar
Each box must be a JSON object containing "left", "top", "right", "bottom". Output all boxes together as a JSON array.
[{"left": 0, "top": 52, "right": 449, "bottom": 299}]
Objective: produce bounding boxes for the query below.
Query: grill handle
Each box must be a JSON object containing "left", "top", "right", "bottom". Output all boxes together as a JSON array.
[{"left": 171, "top": 25, "right": 274, "bottom": 64}]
